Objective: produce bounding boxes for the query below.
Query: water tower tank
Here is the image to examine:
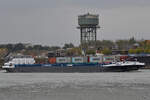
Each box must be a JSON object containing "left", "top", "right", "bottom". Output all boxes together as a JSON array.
[{"left": 78, "top": 13, "right": 99, "bottom": 26}]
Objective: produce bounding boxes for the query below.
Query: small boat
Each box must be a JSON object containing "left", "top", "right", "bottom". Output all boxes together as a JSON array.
[
  {"left": 102, "top": 61, "right": 145, "bottom": 72},
  {"left": 2, "top": 56, "right": 145, "bottom": 72}
]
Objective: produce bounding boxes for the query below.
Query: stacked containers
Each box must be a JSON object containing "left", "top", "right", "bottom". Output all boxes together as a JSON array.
[
  {"left": 28, "top": 58, "right": 35, "bottom": 64},
  {"left": 72, "top": 57, "right": 87, "bottom": 63},
  {"left": 19, "top": 58, "right": 24, "bottom": 64},
  {"left": 11, "top": 58, "right": 35, "bottom": 64},
  {"left": 12, "top": 58, "right": 18, "bottom": 64},
  {"left": 114, "top": 55, "right": 129, "bottom": 62},
  {"left": 103, "top": 56, "right": 116, "bottom": 63},
  {"left": 56, "top": 57, "right": 71, "bottom": 63},
  {"left": 89, "top": 56, "right": 102, "bottom": 63}
]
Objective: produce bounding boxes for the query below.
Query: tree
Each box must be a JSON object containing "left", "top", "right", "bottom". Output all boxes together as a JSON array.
[
  {"left": 66, "top": 47, "right": 81, "bottom": 56},
  {"left": 63, "top": 43, "right": 74, "bottom": 49},
  {"left": 129, "top": 37, "right": 136, "bottom": 44},
  {"left": 5, "top": 44, "right": 14, "bottom": 52},
  {"left": 102, "top": 48, "right": 112, "bottom": 55},
  {"left": 116, "top": 40, "right": 128, "bottom": 50},
  {"left": 101, "top": 40, "right": 115, "bottom": 49},
  {"left": 49, "top": 46, "right": 61, "bottom": 51},
  {"left": 129, "top": 48, "right": 144, "bottom": 54},
  {"left": 136, "top": 48, "right": 144, "bottom": 54},
  {"left": 13, "top": 43, "right": 25, "bottom": 51},
  {"left": 86, "top": 49, "right": 96, "bottom": 55},
  {"left": 33, "top": 45, "right": 42, "bottom": 50},
  {"left": 129, "top": 49, "right": 136, "bottom": 54},
  {"left": 0, "top": 48, "right": 8, "bottom": 58}
]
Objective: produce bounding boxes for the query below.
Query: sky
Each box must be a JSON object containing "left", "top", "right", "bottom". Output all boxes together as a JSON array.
[{"left": 0, "top": 0, "right": 150, "bottom": 46}]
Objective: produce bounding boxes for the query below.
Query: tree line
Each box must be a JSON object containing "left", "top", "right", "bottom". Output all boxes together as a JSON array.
[{"left": 0, "top": 37, "right": 150, "bottom": 57}]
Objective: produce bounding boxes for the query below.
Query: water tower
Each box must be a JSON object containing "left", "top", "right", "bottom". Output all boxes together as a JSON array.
[{"left": 77, "top": 13, "right": 100, "bottom": 45}]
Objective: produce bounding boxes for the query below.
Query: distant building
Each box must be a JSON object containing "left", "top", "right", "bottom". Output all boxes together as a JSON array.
[
  {"left": 112, "top": 50, "right": 128, "bottom": 55},
  {"left": 145, "top": 40, "right": 150, "bottom": 45},
  {"left": 24, "top": 43, "right": 33, "bottom": 48},
  {"left": 133, "top": 43, "right": 140, "bottom": 49},
  {"left": 48, "top": 49, "right": 66, "bottom": 57}
]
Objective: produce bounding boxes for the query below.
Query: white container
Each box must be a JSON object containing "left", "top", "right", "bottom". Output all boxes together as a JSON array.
[
  {"left": 11, "top": 58, "right": 35, "bottom": 64},
  {"left": 89, "top": 56, "right": 102, "bottom": 63},
  {"left": 72, "top": 57, "right": 87, "bottom": 63},
  {"left": 103, "top": 56, "right": 116, "bottom": 62},
  {"left": 56, "top": 57, "right": 71, "bottom": 63}
]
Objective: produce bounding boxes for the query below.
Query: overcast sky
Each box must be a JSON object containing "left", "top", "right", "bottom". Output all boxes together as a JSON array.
[{"left": 0, "top": 0, "right": 150, "bottom": 46}]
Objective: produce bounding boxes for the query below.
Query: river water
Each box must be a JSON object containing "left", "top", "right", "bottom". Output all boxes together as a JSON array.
[{"left": 0, "top": 70, "right": 150, "bottom": 100}]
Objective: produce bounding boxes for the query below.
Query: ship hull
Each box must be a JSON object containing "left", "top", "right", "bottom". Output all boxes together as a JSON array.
[
  {"left": 102, "top": 65, "right": 143, "bottom": 72},
  {"left": 4, "top": 65, "right": 144, "bottom": 73}
]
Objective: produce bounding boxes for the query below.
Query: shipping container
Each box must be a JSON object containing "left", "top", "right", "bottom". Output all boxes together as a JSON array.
[
  {"left": 103, "top": 56, "right": 116, "bottom": 63},
  {"left": 114, "top": 55, "right": 121, "bottom": 62},
  {"left": 120, "top": 56, "right": 128, "bottom": 61},
  {"left": 114, "top": 55, "right": 129, "bottom": 62},
  {"left": 56, "top": 57, "right": 71, "bottom": 63},
  {"left": 11, "top": 58, "right": 35, "bottom": 64},
  {"left": 72, "top": 57, "right": 87, "bottom": 63},
  {"left": 48, "top": 57, "right": 56, "bottom": 64},
  {"left": 89, "top": 56, "right": 102, "bottom": 63}
]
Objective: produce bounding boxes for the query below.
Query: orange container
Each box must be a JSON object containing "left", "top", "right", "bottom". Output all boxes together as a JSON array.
[{"left": 48, "top": 57, "right": 56, "bottom": 64}]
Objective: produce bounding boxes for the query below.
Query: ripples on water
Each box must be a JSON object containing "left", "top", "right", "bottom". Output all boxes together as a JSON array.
[{"left": 0, "top": 70, "right": 150, "bottom": 100}]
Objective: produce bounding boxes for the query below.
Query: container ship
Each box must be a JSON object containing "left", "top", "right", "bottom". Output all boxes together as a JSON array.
[{"left": 2, "top": 55, "right": 145, "bottom": 72}]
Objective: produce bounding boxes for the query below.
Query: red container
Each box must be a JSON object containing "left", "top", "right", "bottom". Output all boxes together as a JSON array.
[
  {"left": 120, "top": 56, "right": 128, "bottom": 61},
  {"left": 87, "top": 56, "right": 90, "bottom": 63},
  {"left": 49, "top": 57, "right": 56, "bottom": 64}
]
